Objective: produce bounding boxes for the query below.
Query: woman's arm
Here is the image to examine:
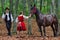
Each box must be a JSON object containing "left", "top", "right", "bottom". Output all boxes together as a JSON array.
[
  {"left": 23, "top": 14, "right": 31, "bottom": 19},
  {"left": 23, "top": 15, "right": 29, "bottom": 19}
]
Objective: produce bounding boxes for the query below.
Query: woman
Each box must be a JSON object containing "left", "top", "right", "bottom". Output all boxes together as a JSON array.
[{"left": 16, "top": 11, "right": 31, "bottom": 38}]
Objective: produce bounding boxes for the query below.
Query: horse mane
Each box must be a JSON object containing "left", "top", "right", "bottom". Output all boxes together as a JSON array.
[{"left": 36, "top": 8, "right": 43, "bottom": 15}]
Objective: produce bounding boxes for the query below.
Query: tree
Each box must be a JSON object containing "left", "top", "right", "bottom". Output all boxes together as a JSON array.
[
  {"left": 1, "top": 0, "right": 5, "bottom": 13},
  {"left": 13, "top": 0, "right": 19, "bottom": 33},
  {"left": 51, "top": 0, "right": 55, "bottom": 14},
  {"left": 33, "top": 0, "right": 37, "bottom": 5},
  {"left": 9, "top": 0, "right": 13, "bottom": 13},
  {"left": 55, "top": 0, "right": 58, "bottom": 14},
  {"left": 14, "top": 0, "right": 19, "bottom": 14},
  {"left": 27, "top": 0, "right": 32, "bottom": 35},
  {"left": 55, "top": 0, "right": 60, "bottom": 35},
  {"left": 22, "top": 0, "right": 26, "bottom": 15},
  {"left": 40, "top": 0, "right": 42, "bottom": 11}
]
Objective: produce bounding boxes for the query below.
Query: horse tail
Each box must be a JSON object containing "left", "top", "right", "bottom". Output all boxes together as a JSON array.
[
  {"left": 54, "top": 14, "right": 58, "bottom": 21},
  {"left": 52, "top": 14, "right": 58, "bottom": 19},
  {"left": 51, "top": 14, "right": 58, "bottom": 24}
]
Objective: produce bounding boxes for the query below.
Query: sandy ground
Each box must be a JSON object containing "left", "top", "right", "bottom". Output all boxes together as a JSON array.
[{"left": 0, "top": 17, "right": 60, "bottom": 40}]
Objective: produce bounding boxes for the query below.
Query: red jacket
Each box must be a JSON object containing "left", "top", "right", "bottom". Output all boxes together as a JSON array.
[{"left": 18, "top": 15, "right": 24, "bottom": 22}]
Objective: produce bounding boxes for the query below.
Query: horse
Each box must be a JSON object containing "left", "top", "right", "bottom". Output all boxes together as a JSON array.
[{"left": 30, "top": 5, "right": 58, "bottom": 37}]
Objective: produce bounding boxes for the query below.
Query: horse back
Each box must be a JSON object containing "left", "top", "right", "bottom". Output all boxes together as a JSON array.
[{"left": 43, "top": 14, "right": 57, "bottom": 24}]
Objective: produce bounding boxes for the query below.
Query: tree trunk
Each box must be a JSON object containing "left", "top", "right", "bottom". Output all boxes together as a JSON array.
[
  {"left": 22, "top": 0, "right": 26, "bottom": 15},
  {"left": 13, "top": 0, "right": 19, "bottom": 33},
  {"left": 51, "top": 0, "right": 55, "bottom": 14},
  {"left": 33, "top": 0, "right": 37, "bottom": 5},
  {"left": 15, "top": 0, "right": 19, "bottom": 14},
  {"left": 40, "top": 0, "right": 42, "bottom": 11},
  {"left": 55, "top": 0, "right": 58, "bottom": 14},
  {"left": 27, "top": 0, "right": 32, "bottom": 35},
  {"left": 9, "top": 0, "right": 13, "bottom": 13},
  {"left": 55, "top": 0, "right": 60, "bottom": 35},
  {"left": 1, "top": 0, "right": 5, "bottom": 13}
]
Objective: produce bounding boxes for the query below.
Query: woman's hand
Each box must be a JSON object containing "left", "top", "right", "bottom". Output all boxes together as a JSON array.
[{"left": 29, "top": 14, "right": 31, "bottom": 18}]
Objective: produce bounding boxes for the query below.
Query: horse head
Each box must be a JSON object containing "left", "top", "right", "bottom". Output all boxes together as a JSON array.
[{"left": 30, "top": 4, "right": 37, "bottom": 16}]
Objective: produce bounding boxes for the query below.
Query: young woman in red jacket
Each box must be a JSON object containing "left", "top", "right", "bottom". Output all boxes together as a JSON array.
[{"left": 16, "top": 11, "right": 31, "bottom": 38}]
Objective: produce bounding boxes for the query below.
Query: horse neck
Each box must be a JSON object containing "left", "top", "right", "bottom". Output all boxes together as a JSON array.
[
  {"left": 34, "top": 9, "right": 43, "bottom": 20},
  {"left": 35, "top": 12, "right": 40, "bottom": 19},
  {"left": 35, "top": 12, "right": 43, "bottom": 20}
]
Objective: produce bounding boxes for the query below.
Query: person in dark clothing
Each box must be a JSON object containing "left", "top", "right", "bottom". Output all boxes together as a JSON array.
[{"left": 2, "top": 7, "right": 13, "bottom": 36}]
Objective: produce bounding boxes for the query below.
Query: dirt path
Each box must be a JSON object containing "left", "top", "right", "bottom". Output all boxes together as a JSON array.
[{"left": 0, "top": 36, "right": 60, "bottom": 40}]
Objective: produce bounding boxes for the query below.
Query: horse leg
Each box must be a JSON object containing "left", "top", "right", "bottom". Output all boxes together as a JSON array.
[
  {"left": 39, "top": 26, "right": 43, "bottom": 36},
  {"left": 51, "top": 24, "right": 56, "bottom": 37},
  {"left": 43, "top": 26, "right": 46, "bottom": 36},
  {"left": 54, "top": 22, "right": 58, "bottom": 36}
]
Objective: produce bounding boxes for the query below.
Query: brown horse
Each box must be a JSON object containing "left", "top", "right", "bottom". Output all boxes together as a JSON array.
[{"left": 30, "top": 5, "right": 58, "bottom": 37}]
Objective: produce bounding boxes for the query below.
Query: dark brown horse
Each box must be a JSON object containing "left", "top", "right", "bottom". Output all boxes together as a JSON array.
[{"left": 30, "top": 5, "right": 58, "bottom": 37}]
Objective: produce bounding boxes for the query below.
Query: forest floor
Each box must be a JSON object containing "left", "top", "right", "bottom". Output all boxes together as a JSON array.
[{"left": 0, "top": 17, "right": 60, "bottom": 40}]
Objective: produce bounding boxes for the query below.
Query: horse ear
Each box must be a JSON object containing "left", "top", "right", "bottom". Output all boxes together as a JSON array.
[
  {"left": 34, "top": 4, "right": 36, "bottom": 7},
  {"left": 31, "top": 5, "right": 33, "bottom": 7}
]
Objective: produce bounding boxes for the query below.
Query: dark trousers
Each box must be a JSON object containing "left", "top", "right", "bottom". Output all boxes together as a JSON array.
[{"left": 6, "top": 21, "right": 11, "bottom": 36}]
